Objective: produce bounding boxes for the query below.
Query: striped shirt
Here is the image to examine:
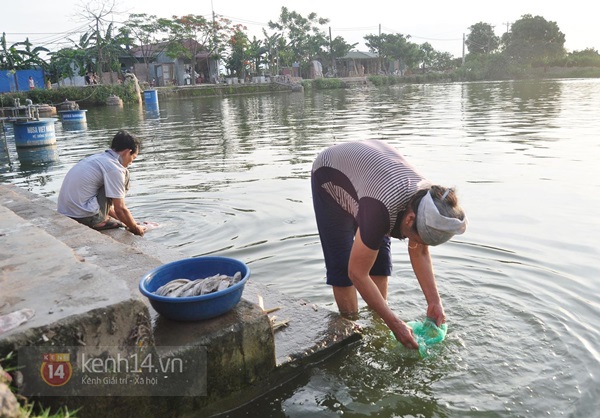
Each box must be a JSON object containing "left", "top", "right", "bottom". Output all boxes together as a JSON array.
[{"left": 312, "top": 140, "right": 428, "bottom": 249}]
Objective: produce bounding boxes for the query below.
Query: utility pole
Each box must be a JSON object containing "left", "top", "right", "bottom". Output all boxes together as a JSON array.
[
  {"left": 502, "top": 22, "right": 510, "bottom": 34},
  {"left": 211, "top": 0, "right": 218, "bottom": 83},
  {"left": 329, "top": 27, "right": 334, "bottom": 74},
  {"left": 462, "top": 33, "right": 465, "bottom": 66},
  {"left": 378, "top": 24, "right": 382, "bottom": 74}
]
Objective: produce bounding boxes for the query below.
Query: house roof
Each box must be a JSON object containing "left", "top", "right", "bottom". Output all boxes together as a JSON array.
[
  {"left": 340, "top": 51, "right": 379, "bottom": 60},
  {"left": 130, "top": 39, "right": 210, "bottom": 59}
]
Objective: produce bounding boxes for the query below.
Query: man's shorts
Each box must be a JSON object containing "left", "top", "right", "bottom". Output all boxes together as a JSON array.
[
  {"left": 311, "top": 173, "right": 392, "bottom": 287},
  {"left": 72, "top": 186, "right": 112, "bottom": 227}
]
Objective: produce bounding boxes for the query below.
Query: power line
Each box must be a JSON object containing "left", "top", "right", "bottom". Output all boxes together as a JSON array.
[{"left": 380, "top": 25, "right": 461, "bottom": 42}]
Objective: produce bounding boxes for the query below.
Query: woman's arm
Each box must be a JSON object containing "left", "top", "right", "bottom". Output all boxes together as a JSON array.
[
  {"left": 349, "top": 229, "right": 419, "bottom": 349},
  {"left": 408, "top": 241, "right": 445, "bottom": 326}
]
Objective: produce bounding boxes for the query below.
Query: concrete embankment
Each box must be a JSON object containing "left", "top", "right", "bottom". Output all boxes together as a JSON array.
[{"left": 0, "top": 184, "right": 361, "bottom": 417}]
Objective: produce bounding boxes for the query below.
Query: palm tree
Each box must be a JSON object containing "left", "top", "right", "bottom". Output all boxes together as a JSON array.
[
  {"left": 262, "top": 30, "right": 282, "bottom": 76},
  {"left": 246, "top": 37, "right": 266, "bottom": 76}
]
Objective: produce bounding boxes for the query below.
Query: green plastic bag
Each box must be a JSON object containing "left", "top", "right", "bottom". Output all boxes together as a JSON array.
[{"left": 391, "top": 318, "right": 448, "bottom": 358}]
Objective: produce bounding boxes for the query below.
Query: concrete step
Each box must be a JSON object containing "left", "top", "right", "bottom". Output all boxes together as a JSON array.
[{"left": 0, "top": 184, "right": 360, "bottom": 416}]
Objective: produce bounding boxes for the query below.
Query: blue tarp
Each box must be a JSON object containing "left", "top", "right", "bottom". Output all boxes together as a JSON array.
[{"left": 0, "top": 69, "right": 45, "bottom": 93}]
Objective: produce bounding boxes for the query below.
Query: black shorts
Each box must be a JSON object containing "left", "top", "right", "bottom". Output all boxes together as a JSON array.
[{"left": 311, "top": 173, "right": 392, "bottom": 287}]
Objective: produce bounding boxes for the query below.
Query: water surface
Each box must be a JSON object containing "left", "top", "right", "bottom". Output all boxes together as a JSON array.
[{"left": 2, "top": 79, "right": 599, "bottom": 417}]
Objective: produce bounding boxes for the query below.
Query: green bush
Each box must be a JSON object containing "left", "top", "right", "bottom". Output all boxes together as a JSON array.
[
  {"left": 313, "top": 78, "right": 343, "bottom": 89},
  {"left": 1, "top": 83, "right": 140, "bottom": 107}
]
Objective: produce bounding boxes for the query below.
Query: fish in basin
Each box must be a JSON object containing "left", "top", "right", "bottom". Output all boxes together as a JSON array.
[{"left": 154, "top": 272, "right": 242, "bottom": 297}]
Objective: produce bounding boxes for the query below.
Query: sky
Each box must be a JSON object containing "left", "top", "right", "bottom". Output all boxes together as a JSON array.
[{"left": 2, "top": 0, "right": 598, "bottom": 59}]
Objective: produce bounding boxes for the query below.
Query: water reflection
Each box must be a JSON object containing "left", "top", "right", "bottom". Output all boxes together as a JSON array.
[
  {"left": 61, "top": 121, "right": 88, "bottom": 132},
  {"left": 462, "top": 80, "right": 563, "bottom": 146},
  {"left": 16, "top": 144, "right": 59, "bottom": 168},
  {"left": 145, "top": 105, "right": 160, "bottom": 120}
]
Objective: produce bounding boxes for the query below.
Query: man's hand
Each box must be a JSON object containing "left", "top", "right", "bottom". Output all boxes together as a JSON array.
[{"left": 131, "top": 224, "right": 145, "bottom": 236}]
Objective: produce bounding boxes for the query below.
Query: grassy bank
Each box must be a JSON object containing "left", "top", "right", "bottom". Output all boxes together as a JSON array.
[
  {"left": 159, "top": 82, "right": 292, "bottom": 99},
  {"left": 0, "top": 81, "right": 293, "bottom": 108},
  {"left": 0, "top": 83, "right": 141, "bottom": 108}
]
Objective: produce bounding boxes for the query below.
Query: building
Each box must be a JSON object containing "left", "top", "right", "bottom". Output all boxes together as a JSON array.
[
  {"left": 335, "top": 51, "right": 380, "bottom": 77},
  {"left": 126, "top": 39, "right": 219, "bottom": 86}
]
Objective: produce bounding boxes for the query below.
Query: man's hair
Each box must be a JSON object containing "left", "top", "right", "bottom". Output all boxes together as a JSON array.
[{"left": 111, "top": 130, "right": 140, "bottom": 154}]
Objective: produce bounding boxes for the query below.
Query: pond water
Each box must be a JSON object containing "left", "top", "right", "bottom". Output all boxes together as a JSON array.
[{"left": 1, "top": 79, "right": 599, "bottom": 417}]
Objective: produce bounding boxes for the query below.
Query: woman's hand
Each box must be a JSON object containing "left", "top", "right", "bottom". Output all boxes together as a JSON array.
[
  {"left": 390, "top": 320, "right": 419, "bottom": 349},
  {"left": 427, "top": 302, "right": 446, "bottom": 327}
]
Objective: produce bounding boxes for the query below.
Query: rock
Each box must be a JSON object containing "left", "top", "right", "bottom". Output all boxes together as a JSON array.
[
  {"left": 0, "top": 367, "right": 19, "bottom": 418},
  {"left": 106, "top": 95, "right": 123, "bottom": 106}
]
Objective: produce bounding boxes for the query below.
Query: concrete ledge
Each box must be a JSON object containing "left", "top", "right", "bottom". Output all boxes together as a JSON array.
[
  {"left": 154, "top": 300, "right": 275, "bottom": 402},
  {"left": 0, "top": 204, "right": 141, "bottom": 339},
  {"left": 0, "top": 184, "right": 361, "bottom": 416}
]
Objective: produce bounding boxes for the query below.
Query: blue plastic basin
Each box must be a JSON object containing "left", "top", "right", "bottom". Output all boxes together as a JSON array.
[{"left": 139, "top": 256, "right": 250, "bottom": 321}]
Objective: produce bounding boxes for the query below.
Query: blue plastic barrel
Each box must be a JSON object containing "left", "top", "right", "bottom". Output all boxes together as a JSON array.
[
  {"left": 59, "top": 109, "right": 87, "bottom": 122},
  {"left": 144, "top": 89, "right": 159, "bottom": 106},
  {"left": 13, "top": 119, "right": 56, "bottom": 147}
]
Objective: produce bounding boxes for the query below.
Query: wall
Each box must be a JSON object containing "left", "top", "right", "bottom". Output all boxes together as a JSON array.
[{"left": 0, "top": 69, "right": 45, "bottom": 93}]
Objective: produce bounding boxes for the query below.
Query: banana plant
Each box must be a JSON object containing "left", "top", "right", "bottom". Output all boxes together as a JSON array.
[{"left": 1, "top": 32, "right": 49, "bottom": 90}]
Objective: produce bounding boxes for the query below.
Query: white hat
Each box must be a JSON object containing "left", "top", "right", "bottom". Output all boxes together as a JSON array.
[{"left": 416, "top": 191, "right": 467, "bottom": 246}]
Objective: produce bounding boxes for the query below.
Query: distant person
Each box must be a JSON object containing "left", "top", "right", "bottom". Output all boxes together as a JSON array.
[
  {"left": 28, "top": 76, "right": 35, "bottom": 90},
  {"left": 57, "top": 130, "right": 146, "bottom": 236},
  {"left": 311, "top": 140, "right": 467, "bottom": 349},
  {"left": 84, "top": 72, "right": 91, "bottom": 85}
]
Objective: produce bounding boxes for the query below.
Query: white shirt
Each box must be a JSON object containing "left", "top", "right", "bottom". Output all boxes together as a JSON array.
[{"left": 57, "top": 149, "right": 128, "bottom": 218}]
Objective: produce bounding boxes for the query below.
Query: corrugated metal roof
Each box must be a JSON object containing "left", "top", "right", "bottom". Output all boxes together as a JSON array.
[{"left": 340, "top": 51, "right": 379, "bottom": 60}]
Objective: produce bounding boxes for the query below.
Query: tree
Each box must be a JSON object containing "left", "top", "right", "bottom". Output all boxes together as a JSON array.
[
  {"left": 94, "top": 22, "right": 129, "bottom": 81},
  {"left": 502, "top": 14, "right": 566, "bottom": 67},
  {"left": 327, "top": 36, "right": 356, "bottom": 74},
  {"left": 245, "top": 36, "right": 267, "bottom": 76},
  {"left": 566, "top": 48, "right": 600, "bottom": 67},
  {"left": 419, "top": 42, "right": 435, "bottom": 72},
  {"left": 268, "top": 7, "right": 329, "bottom": 75},
  {"left": 160, "top": 14, "right": 241, "bottom": 83},
  {"left": 429, "top": 51, "right": 455, "bottom": 71},
  {"left": 363, "top": 33, "right": 386, "bottom": 73},
  {"left": 466, "top": 22, "right": 500, "bottom": 55},
  {"left": 224, "top": 29, "right": 249, "bottom": 78},
  {"left": 47, "top": 48, "right": 78, "bottom": 84},
  {"left": 261, "top": 30, "right": 284, "bottom": 76},
  {"left": 364, "top": 32, "right": 419, "bottom": 74},
  {"left": 79, "top": 0, "right": 118, "bottom": 76},
  {"left": 65, "top": 32, "right": 95, "bottom": 76},
  {"left": 122, "top": 13, "right": 166, "bottom": 81},
  {"left": 0, "top": 33, "right": 48, "bottom": 70}
]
